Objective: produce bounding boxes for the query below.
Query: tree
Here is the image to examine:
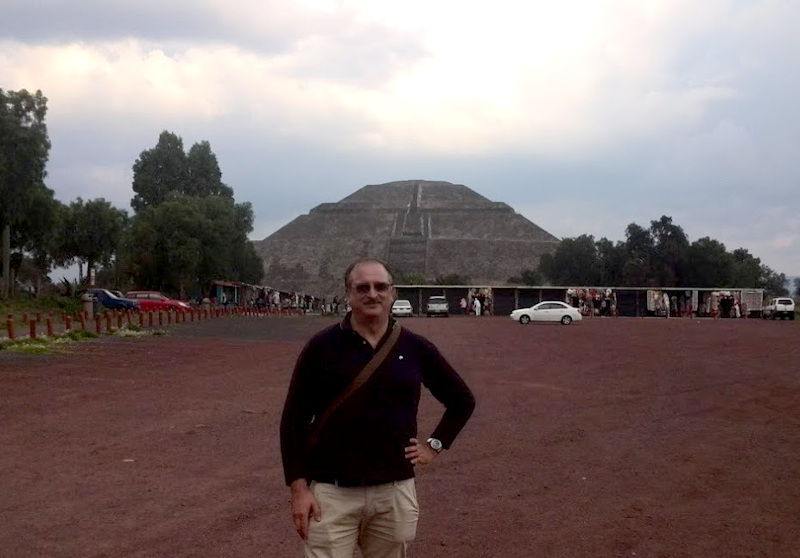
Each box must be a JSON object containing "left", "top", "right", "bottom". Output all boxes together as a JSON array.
[
  {"left": 794, "top": 277, "right": 800, "bottom": 297},
  {"left": 125, "top": 195, "right": 262, "bottom": 297},
  {"left": 0, "top": 89, "right": 51, "bottom": 298},
  {"left": 131, "top": 132, "right": 234, "bottom": 212},
  {"left": 595, "top": 238, "right": 626, "bottom": 286},
  {"left": 186, "top": 141, "right": 233, "bottom": 198},
  {"left": 730, "top": 248, "right": 762, "bottom": 288},
  {"left": 60, "top": 198, "right": 128, "bottom": 285},
  {"left": 685, "top": 237, "right": 733, "bottom": 287},
  {"left": 14, "top": 187, "right": 64, "bottom": 295},
  {"left": 131, "top": 131, "right": 189, "bottom": 212},
  {"left": 759, "top": 265, "right": 788, "bottom": 297},
  {"left": 526, "top": 213, "right": 790, "bottom": 292},
  {"left": 126, "top": 131, "right": 260, "bottom": 295},
  {"left": 649, "top": 216, "right": 689, "bottom": 287},
  {"left": 538, "top": 234, "right": 600, "bottom": 285},
  {"left": 622, "top": 223, "right": 655, "bottom": 286}
]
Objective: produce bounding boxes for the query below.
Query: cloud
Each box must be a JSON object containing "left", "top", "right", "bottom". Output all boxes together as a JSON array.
[{"left": 2, "top": 0, "right": 800, "bottom": 276}]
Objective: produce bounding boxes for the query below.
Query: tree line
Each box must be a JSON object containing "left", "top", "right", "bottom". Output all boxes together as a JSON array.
[
  {"left": 1, "top": 88, "right": 262, "bottom": 300},
  {"left": 517, "top": 216, "right": 791, "bottom": 296}
]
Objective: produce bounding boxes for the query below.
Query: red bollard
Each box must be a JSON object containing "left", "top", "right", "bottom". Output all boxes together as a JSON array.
[
  {"left": 148, "top": 312, "right": 153, "bottom": 327},
  {"left": 79, "top": 313, "right": 86, "bottom": 330},
  {"left": 139, "top": 312, "right": 144, "bottom": 328},
  {"left": 95, "top": 314, "right": 102, "bottom": 335},
  {"left": 117, "top": 312, "right": 123, "bottom": 329},
  {"left": 158, "top": 311, "right": 163, "bottom": 326},
  {"left": 46, "top": 317, "right": 53, "bottom": 337},
  {"left": 30, "top": 319, "right": 37, "bottom": 339},
  {"left": 126, "top": 311, "right": 132, "bottom": 326},
  {"left": 167, "top": 311, "right": 172, "bottom": 325},
  {"left": 65, "top": 316, "right": 72, "bottom": 332},
  {"left": 105, "top": 312, "right": 112, "bottom": 333},
  {"left": 6, "top": 314, "right": 14, "bottom": 340}
]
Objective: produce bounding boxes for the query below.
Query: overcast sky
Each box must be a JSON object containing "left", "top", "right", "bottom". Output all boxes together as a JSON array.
[{"left": 3, "top": 0, "right": 799, "bottom": 277}]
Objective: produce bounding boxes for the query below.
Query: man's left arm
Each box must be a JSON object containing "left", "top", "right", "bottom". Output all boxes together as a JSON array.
[{"left": 420, "top": 339, "right": 476, "bottom": 450}]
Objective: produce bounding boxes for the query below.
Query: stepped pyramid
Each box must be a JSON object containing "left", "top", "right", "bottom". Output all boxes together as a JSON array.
[{"left": 253, "top": 180, "right": 560, "bottom": 296}]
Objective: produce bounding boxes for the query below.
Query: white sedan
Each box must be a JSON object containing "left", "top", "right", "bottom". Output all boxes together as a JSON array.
[
  {"left": 510, "top": 301, "right": 582, "bottom": 325},
  {"left": 391, "top": 299, "right": 414, "bottom": 317}
]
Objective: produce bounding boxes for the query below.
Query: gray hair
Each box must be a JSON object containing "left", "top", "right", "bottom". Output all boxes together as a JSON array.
[{"left": 344, "top": 258, "right": 394, "bottom": 289}]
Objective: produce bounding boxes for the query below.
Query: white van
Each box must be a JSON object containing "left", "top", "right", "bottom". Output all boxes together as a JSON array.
[{"left": 762, "top": 298, "right": 796, "bottom": 320}]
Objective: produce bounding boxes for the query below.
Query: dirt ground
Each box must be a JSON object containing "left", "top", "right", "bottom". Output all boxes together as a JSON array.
[{"left": 1, "top": 315, "right": 799, "bottom": 558}]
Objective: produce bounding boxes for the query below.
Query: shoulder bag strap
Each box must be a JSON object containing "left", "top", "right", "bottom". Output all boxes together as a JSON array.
[{"left": 307, "top": 323, "right": 402, "bottom": 451}]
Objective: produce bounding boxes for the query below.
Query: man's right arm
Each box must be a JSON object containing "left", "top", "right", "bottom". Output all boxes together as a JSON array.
[
  {"left": 290, "top": 478, "right": 320, "bottom": 539},
  {"left": 280, "top": 338, "right": 321, "bottom": 486},
  {"left": 281, "top": 339, "right": 325, "bottom": 538}
]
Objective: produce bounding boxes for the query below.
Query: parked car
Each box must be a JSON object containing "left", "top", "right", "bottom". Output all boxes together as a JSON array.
[
  {"left": 510, "top": 301, "right": 582, "bottom": 325},
  {"left": 125, "top": 291, "right": 192, "bottom": 312},
  {"left": 426, "top": 296, "right": 449, "bottom": 317},
  {"left": 762, "top": 297, "right": 795, "bottom": 320},
  {"left": 391, "top": 299, "right": 414, "bottom": 317},
  {"left": 85, "top": 288, "right": 139, "bottom": 311}
]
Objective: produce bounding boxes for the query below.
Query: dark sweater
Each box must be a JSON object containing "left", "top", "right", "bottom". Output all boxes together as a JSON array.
[{"left": 280, "top": 316, "right": 475, "bottom": 485}]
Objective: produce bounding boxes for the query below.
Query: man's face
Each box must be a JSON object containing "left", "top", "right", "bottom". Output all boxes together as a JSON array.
[{"left": 346, "top": 262, "right": 394, "bottom": 321}]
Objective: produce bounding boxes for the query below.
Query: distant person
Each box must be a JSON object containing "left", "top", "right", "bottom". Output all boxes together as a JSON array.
[
  {"left": 280, "top": 258, "right": 475, "bottom": 558},
  {"left": 473, "top": 297, "right": 481, "bottom": 316},
  {"left": 460, "top": 297, "right": 467, "bottom": 315}
]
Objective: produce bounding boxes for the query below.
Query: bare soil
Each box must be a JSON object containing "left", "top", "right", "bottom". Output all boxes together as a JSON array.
[{"left": 1, "top": 315, "right": 799, "bottom": 557}]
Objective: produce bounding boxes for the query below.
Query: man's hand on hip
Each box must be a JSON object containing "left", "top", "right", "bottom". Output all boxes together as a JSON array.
[
  {"left": 405, "top": 438, "right": 438, "bottom": 466},
  {"left": 289, "top": 478, "right": 321, "bottom": 539}
]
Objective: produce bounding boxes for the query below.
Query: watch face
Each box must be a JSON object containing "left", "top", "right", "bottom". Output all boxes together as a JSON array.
[{"left": 428, "top": 438, "right": 443, "bottom": 451}]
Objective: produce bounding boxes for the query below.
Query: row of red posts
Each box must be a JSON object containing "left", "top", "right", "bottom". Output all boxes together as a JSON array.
[{"left": 4, "top": 305, "right": 301, "bottom": 341}]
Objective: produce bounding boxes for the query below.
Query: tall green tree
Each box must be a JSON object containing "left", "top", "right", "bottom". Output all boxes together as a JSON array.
[
  {"left": 622, "top": 223, "right": 655, "bottom": 286},
  {"left": 538, "top": 234, "right": 600, "bottom": 285},
  {"left": 595, "top": 238, "right": 627, "bottom": 286},
  {"left": 125, "top": 195, "right": 262, "bottom": 297},
  {"left": 126, "top": 131, "right": 262, "bottom": 296},
  {"left": 131, "top": 131, "right": 235, "bottom": 212},
  {"left": 186, "top": 141, "right": 233, "bottom": 198},
  {"left": 15, "top": 187, "right": 64, "bottom": 294},
  {"left": 0, "top": 89, "right": 51, "bottom": 298},
  {"left": 730, "top": 248, "right": 762, "bottom": 288},
  {"left": 649, "top": 216, "right": 689, "bottom": 287},
  {"left": 131, "top": 131, "right": 189, "bottom": 212},
  {"left": 685, "top": 237, "right": 733, "bottom": 287},
  {"left": 60, "top": 198, "right": 128, "bottom": 285}
]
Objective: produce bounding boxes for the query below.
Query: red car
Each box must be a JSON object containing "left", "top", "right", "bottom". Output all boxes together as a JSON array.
[{"left": 125, "top": 291, "right": 192, "bottom": 312}]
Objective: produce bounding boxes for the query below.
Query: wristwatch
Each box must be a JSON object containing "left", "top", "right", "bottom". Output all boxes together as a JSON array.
[{"left": 427, "top": 437, "right": 443, "bottom": 453}]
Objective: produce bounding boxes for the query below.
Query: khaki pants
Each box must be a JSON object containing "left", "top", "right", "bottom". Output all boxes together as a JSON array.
[{"left": 304, "top": 479, "right": 419, "bottom": 558}]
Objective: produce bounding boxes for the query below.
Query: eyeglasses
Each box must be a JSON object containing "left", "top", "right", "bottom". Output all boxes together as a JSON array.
[{"left": 351, "top": 282, "right": 393, "bottom": 296}]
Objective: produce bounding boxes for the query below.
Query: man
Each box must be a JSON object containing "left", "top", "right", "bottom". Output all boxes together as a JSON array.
[{"left": 280, "top": 258, "right": 475, "bottom": 558}]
